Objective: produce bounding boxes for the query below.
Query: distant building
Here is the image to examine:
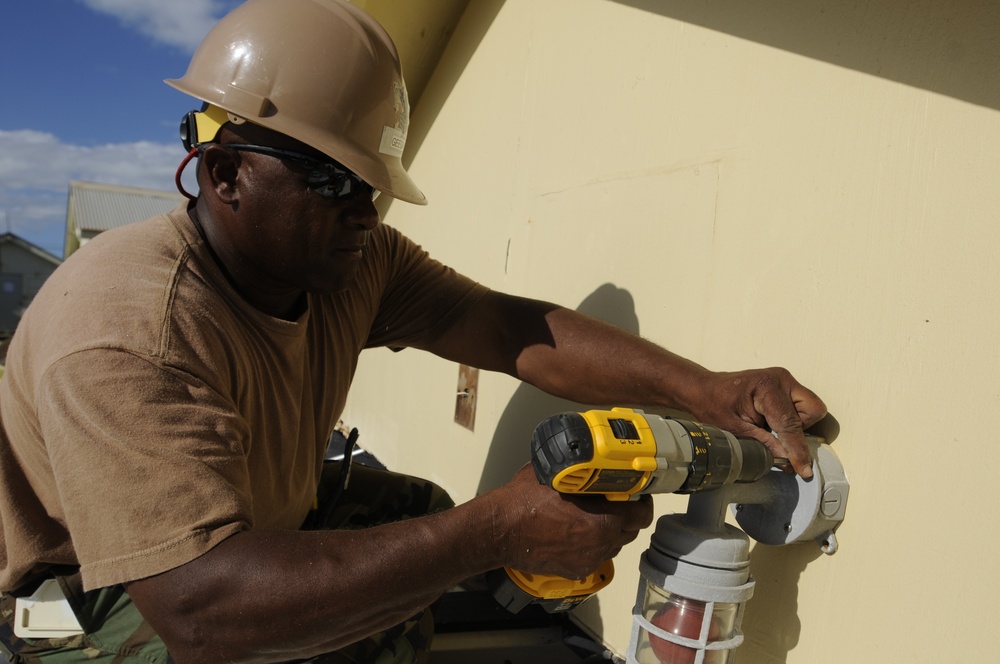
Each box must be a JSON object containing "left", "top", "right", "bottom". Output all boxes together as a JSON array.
[
  {"left": 64, "top": 180, "right": 186, "bottom": 257},
  {"left": 0, "top": 234, "right": 62, "bottom": 337}
]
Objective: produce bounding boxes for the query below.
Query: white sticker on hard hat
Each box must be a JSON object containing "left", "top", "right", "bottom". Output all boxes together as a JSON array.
[
  {"left": 380, "top": 126, "right": 406, "bottom": 157},
  {"left": 380, "top": 81, "right": 409, "bottom": 157}
]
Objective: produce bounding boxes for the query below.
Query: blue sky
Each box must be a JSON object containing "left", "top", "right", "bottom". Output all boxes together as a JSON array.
[{"left": 0, "top": 0, "right": 243, "bottom": 257}]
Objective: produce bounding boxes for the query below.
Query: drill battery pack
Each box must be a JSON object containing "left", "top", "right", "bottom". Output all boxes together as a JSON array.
[{"left": 487, "top": 560, "right": 615, "bottom": 614}]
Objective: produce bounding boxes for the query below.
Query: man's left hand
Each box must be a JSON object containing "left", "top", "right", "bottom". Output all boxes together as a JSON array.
[{"left": 687, "top": 367, "right": 827, "bottom": 479}]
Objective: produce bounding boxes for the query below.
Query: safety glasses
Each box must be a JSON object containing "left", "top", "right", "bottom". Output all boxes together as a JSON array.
[{"left": 221, "top": 143, "right": 379, "bottom": 201}]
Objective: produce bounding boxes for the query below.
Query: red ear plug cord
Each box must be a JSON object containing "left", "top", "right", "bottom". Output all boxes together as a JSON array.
[{"left": 175, "top": 148, "right": 199, "bottom": 201}]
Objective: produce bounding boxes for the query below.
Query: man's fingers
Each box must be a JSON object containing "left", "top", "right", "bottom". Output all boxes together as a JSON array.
[
  {"left": 697, "top": 367, "right": 825, "bottom": 480},
  {"left": 752, "top": 378, "right": 814, "bottom": 478},
  {"left": 791, "top": 383, "right": 828, "bottom": 430},
  {"left": 623, "top": 495, "right": 654, "bottom": 532},
  {"left": 763, "top": 427, "right": 813, "bottom": 479}
]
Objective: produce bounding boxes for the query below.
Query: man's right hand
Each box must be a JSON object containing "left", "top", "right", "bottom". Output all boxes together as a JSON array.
[
  {"left": 124, "top": 464, "right": 652, "bottom": 663},
  {"left": 490, "top": 465, "right": 654, "bottom": 579}
]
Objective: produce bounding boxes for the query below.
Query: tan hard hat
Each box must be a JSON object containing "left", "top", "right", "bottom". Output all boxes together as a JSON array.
[{"left": 166, "top": 0, "right": 426, "bottom": 205}]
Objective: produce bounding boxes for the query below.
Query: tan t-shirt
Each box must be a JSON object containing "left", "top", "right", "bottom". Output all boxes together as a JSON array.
[{"left": 0, "top": 205, "right": 487, "bottom": 592}]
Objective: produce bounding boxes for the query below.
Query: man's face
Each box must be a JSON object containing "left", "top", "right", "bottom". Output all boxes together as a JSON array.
[{"left": 210, "top": 126, "right": 381, "bottom": 304}]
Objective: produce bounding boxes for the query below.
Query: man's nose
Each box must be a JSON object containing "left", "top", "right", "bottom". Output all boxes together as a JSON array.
[{"left": 344, "top": 196, "right": 381, "bottom": 230}]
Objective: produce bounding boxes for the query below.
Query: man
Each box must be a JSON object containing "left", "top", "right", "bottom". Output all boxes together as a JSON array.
[{"left": 0, "top": 1, "right": 826, "bottom": 662}]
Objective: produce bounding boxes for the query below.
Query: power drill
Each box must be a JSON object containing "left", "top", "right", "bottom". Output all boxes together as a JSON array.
[{"left": 489, "top": 407, "right": 783, "bottom": 614}]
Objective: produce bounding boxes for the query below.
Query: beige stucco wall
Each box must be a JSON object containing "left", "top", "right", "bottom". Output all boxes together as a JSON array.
[{"left": 344, "top": 0, "right": 1000, "bottom": 661}]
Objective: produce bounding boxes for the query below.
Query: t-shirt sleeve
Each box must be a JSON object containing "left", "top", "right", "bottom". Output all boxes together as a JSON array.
[
  {"left": 364, "top": 225, "right": 488, "bottom": 351},
  {"left": 37, "top": 348, "right": 252, "bottom": 590}
]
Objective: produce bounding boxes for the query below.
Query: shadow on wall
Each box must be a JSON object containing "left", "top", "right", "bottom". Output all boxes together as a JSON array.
[
  {"left": 475, "top": 283, "right": 642, "bottom": 651},
  {"left": 613, "top": 0, "right": 1000, "bottom": 113},
  {"left": 476, "top": 283, "right": 642, "bottom": 495},
  {"left": 741, "top": 542, "right": 825, "bottom": 662}
]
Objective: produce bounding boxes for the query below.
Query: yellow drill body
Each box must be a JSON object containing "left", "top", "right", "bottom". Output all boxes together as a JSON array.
[{"left": 490, "top": 408, "right": 775, "bottom": 613}]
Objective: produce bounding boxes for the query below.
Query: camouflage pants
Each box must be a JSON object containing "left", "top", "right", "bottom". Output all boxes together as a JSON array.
[{"left": 0, "top": 463, "right": 454, "bottom": 664}]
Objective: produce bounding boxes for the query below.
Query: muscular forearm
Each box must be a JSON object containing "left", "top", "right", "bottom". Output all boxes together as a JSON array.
[
  {"left": 513, "top": 305, "right": 710, "bottom": 411},
  {"left": 427, "top": 291, "right": 826, "bottom": 475},
  {"left": 426, "top": 292, "right": 709, "bottom": 411},
  {"left": 128, "top": 497, "right": 502, "bottom": 663},
  {"left": 127, "top": 465, "right": 651, "bottom": 663}
]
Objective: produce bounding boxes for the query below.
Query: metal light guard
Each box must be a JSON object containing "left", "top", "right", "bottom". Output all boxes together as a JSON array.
[{"left": 626, "top": 439, "right": 849, "bottom": 663}]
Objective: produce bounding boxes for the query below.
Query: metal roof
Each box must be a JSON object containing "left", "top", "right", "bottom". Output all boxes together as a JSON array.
[
  {"left": 67, "top": 180, "right": 186, "bottom": 234},
  {"left": 0, "top": 233, "right": 61, "bottom": 267}
]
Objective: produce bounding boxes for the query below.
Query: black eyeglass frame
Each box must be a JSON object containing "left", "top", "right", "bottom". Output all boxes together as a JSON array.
[{"left": 215, "top": 143, "right": 379, "bottom": 201}]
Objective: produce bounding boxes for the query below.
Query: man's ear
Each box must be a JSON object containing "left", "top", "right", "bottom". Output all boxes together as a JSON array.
[{"left": 198, "top": 145, "right": 241, "bottom": 205}]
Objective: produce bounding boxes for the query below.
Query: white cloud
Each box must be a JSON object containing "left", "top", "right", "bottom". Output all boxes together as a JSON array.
[
  {"left": 0, "top": 130, "right": 187, "bottom": 192},
  {"left": 0, "top": 130, "right": 195, "bottom": 256},
  {"left": 79, "top": 0, "right": 241, "bottom": 53}
]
